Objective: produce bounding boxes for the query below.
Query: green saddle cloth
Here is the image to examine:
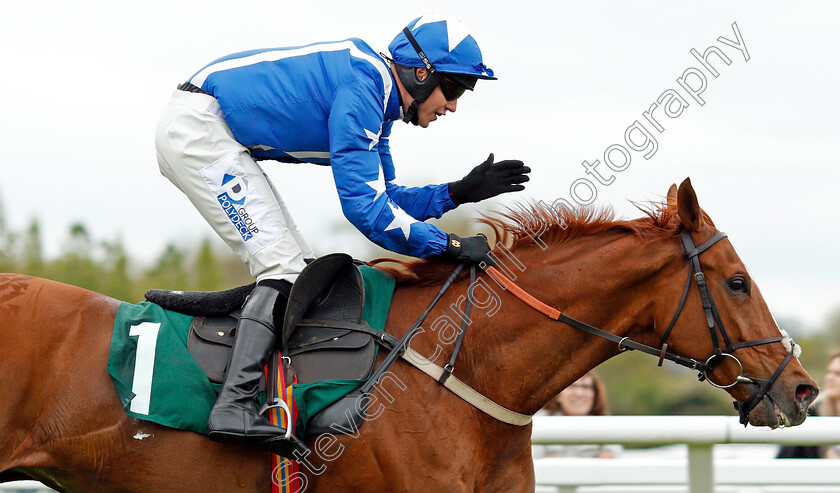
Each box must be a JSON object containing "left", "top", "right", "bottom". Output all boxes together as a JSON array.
[{"left": 107, "top": 265, "right": 395, "bottom": 435}]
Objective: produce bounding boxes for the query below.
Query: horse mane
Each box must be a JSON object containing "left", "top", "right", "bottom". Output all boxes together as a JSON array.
[{"left": 369, "top": 199, "right": 712, "bottom": 286}]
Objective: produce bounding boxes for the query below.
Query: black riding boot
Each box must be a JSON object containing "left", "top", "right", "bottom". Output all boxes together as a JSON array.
[{"left": 207, "top": 281, "right": 305, "bottom": 457}]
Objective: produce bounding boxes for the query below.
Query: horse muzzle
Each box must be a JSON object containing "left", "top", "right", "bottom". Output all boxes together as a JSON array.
[{"left": 735, "top": 380, "right": 818, "bottom": 428}]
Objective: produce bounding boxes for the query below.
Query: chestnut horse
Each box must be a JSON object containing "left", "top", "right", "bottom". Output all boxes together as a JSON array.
[{"left": 0, "top": 179, "right": 818, "bottom": 492}]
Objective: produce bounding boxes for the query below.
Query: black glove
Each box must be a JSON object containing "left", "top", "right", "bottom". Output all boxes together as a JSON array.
[
  {"left": 448, "top": 153, "right": 530, "bottom": 205},
  {"left": 441, "top": 233, "right": 495, "bottom": 266}
]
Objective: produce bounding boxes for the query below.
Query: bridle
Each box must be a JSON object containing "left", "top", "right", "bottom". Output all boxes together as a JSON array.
[{"left": 485, "top": 229, "right": 797, "bottom": 426}]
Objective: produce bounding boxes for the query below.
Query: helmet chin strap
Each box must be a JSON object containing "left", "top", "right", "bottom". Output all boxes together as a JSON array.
[
  {"left": 403, "top": 100, "right": 422, "bottom": 125},
  {"left": 394, "top": 62, "right": 440, "bottom": 125}
]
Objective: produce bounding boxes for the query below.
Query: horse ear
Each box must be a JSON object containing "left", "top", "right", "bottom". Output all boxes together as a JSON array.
[
  {"left": 666, "top": 184, "right": 678, "bottom": 211},
  {"left": 677, "top": 178, "right": 704, "bottom": 231}
]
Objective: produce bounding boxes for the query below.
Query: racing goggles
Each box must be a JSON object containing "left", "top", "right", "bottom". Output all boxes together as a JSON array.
[{"left": 439, "top": 77, "right": 469, "bottom": 101}]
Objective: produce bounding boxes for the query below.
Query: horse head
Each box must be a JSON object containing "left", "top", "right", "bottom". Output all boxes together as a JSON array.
[
  {"left": 477, "top": 177, "right": 817, "bottom": 430},
  {"left": 645, "top": 178, "right": 817, "bottom": 427}
]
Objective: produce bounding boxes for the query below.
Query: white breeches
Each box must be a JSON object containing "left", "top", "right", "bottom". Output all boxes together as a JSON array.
[{"left": 154, "top": 90, "right": 314, "bottom": 283}]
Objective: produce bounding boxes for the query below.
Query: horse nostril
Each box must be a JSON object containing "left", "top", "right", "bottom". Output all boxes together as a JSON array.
[{"left": 795, "top": 384, "right": 818, "bottom": 404}]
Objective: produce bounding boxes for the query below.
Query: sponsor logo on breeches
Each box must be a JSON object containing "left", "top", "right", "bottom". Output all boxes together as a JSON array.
[
  {"left": 200, "top": 153, "right": 285, "bottom": 254},
  {"left": 217, "top": 191, "right": 259, "bottom": 242}
]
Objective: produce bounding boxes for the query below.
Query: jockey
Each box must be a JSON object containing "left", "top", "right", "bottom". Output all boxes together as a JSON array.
[{"left": 154, "top": 14, "right": 530, "bottom": 455}]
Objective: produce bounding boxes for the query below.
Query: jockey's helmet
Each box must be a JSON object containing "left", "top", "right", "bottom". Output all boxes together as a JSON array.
[{"left": 388, "top": 14, "right": 496, "bottom": 124}]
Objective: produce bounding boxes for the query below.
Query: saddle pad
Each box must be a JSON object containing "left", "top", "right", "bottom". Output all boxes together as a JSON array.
[
  {"left": 106, "top": 265, "right": 395, "bottom": 435},
  {"left": 107, "top": 301, "right": 217, "bottom": 433}
]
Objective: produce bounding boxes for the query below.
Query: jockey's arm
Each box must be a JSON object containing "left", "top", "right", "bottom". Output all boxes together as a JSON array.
[
  {"left": 376, "top": 121, "right": 458, "bottom": 221},
  {"left": 328, "top": 83, "right": 448, "bottom": 258}
]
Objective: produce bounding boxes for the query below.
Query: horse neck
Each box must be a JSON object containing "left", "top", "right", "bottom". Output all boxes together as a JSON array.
[{"left": 396, "top": 231, "right": 680, "bottom": 418}]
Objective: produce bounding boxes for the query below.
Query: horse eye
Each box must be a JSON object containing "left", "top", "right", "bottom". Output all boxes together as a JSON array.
[{"left": 728, "top": 277, "right": 749, "bottom": 294}]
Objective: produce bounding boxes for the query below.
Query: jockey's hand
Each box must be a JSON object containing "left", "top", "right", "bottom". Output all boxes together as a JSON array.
[
  {"left": 441, "top": 233, "right": 495, "bottom": 266},
  {"left": 448, "top": 153, "right": 530, "bottom": 205}
]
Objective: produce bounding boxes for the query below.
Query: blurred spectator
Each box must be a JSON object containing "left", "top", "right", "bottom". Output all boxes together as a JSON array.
[
  {"left": 821, "top": 352, "right": 840, "bottom": 458},
  {"left": 532, "top": 371, "right": 622, "bottom": 459},
  {"left": 777, "top": 351, "right": 840, "bottom": 459}
]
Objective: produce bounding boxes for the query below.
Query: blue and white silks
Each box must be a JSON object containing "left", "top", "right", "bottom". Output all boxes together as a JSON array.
[{"left": 188, "top": 38, "right": 454, "bottom": 258}]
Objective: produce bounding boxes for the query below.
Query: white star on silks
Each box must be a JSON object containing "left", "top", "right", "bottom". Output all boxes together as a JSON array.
[
  {"left": 364, "top": 128, "right": 381, "bottom": 151},
  {"left": 364, "top": 165, "right": 386, "bottom": 202},
  {"left": 412, "top": 13, "right": 472, "bottom": 52},
  {"left": 384, "top": 202, "right": 417, "bottom": 240}
]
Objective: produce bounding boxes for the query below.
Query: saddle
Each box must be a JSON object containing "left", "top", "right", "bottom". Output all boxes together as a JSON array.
[
  {"left": 282, "top": 254, "right": 376, "bottom": 384},
  {"left": 146, "top": 253, "right": 390, "bottom": 435}
]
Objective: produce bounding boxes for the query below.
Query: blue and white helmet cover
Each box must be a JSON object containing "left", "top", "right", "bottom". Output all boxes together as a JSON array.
[{"left": 388, "top": 14, "right": 496, "bottom": 80}]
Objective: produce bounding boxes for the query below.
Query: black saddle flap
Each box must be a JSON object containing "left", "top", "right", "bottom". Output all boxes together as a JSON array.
[
  {"left": 186, "top": 311, "right": 267, "bottom": 390},
  {"left": 287, "top": 328, "right": 371, "bottom": 356},
  {"left": 290, "top": 338, "right": 376, "bottom": 383},
  {"left": 282, "top": 253, "right": 364, "bottom": 349},
  {"left": 186, "top": 313, "right": 238, "bottom": 384},
  {"left": 191, "top": 314, "right": 239, "bottom": 347}
]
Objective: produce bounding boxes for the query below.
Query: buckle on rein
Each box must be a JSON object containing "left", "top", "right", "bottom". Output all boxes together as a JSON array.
[{"left": 617, "top": 338, "right": 672, "bottom": 368}]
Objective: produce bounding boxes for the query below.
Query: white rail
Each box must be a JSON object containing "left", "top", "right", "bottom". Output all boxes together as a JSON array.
[
  {"left": 534, "top": 458, "right": 840, "bottom": 493},
  {"left": 0, "top": 481, "right": 53, "bottom": 492},
  {"left": 532, "top": 416, "right": 840, "bottom": 493}
]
